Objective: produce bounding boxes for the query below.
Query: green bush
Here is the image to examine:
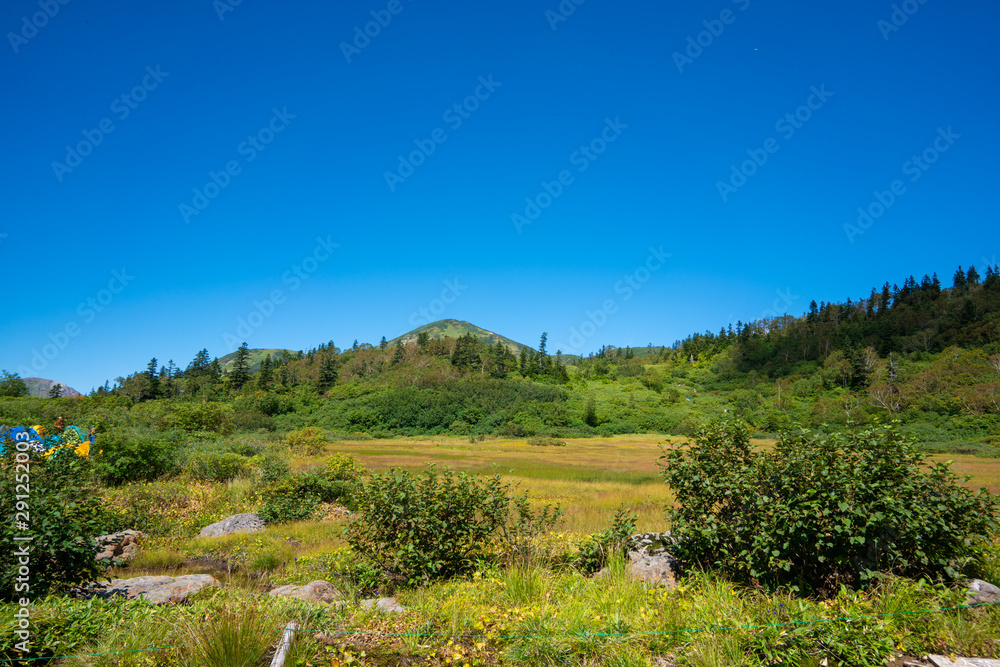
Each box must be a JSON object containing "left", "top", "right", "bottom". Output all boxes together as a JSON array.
[
  {"left": 283, "top": 426, "right": 328, "bottom": 454},
  {"left": 91, "top": 427, "right": 183, "bottom": 486},
  {"left": 575, "top": 505, "right": 637, "bottom": 574},
  {"left": 526, "top": 437, "right": 566, "bottom": 447},
  {"left": 346, "top": 465, "right": 561, "bottom": 586},
  {"left": 0, "top": 449, "right": 112, "bottom": 600},
  {"left": 184, "top": 451, "right": 249, "bottom": 482},
  {"left": 661, "top": 420, "right": 1000, "bottom": 594},
  {"left": 258, "top": 457, "right": 359, "bottom": 524}
]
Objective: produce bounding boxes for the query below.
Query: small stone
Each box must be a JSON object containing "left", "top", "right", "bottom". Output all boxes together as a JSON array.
[
  {"left": 198, "top": 513, "right": 265, "bottom": 538},
  {"left": 268, "top": 580, "right": 342, "bottom": 604},
  {"left": 360, "top": 596, "right": 405, "bottom": 613}
]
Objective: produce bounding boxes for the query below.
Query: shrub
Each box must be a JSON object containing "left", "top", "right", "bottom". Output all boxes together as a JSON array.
[
  {"left": 91, "top": 427, "right": 183, "bottom": 486},
  {"left": 250, "top": 451, "right": 291, "bottom": 484},
  {"left": 283, "top": 426, "right": 328, "bottom": 455},
  {"left": 527, "top": 437, "right": 566, "bottom": 447},
  {"left": 346, "top": 465, "right": 561, "bottom": 586},
  {"left": 258, "top": 457, "right": 359, "bottom": 524},
  {"left": 661, "top": 420, "right": 1000, "bottom": 594},
  {"left": 184, "top": 451, "right": 249, "bottom": 482},
  {"left": 575, "top": 505, "right": 638, "bottom": 574},
  {"left": 0, "top": 449, "right": 112, "bottom": 600}
]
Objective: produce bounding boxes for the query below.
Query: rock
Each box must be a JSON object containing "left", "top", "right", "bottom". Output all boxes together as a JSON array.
[
  {"left": 360, "top": 596, "right": 405, "bottom": 613},
  {"left": 94, "top": 530, "right": 145, "bottom": 564},
  {"left": 198, "top": 513, "right": 265, "bottom": 538},
  {"left": 595, "top": 532, "right": 678, "bottom": 588},
  {"left": 626, "top": 532, "right": 678, "bottom": 556},
  {"left": 627, "top": 549, "right": 677, "bottom": 588},
  {"left": 100, "top": 574, "right": 221, "bottom": 605},
  {"left": 268, "top": 580, "right": 343, "bottom": 603},
  {"left": 965, "top": 579, "right": 1000, "bottom": 606},
  {"left": 926, "top": 655, "right": 1000, "bottom": 666}
]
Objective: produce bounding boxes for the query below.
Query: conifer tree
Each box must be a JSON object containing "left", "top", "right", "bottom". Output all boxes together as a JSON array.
[
  {"left": 229, "top": 343, "right": 251, "bottom": 390},
  {"left": 258, "top": 355, "right": 273, "bottom": 388},
  {"left": 146, "top": 357, "right": 160, "bottom": 398},
  {"left": 392, "top": 340, "right": 405, "bottom": 365}
]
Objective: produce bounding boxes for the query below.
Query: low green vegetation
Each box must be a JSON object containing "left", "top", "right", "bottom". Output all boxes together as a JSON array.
[
  {"left": 663, "top": 421, "right": 999, "bottom": 594},
  {"left": 1, "top": 264, "right": 999, "bottom": 664}
]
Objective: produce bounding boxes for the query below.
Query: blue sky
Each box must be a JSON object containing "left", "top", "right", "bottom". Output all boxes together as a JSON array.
[{"left": 2, "top": 0, "right": 998, "bottom": 392}]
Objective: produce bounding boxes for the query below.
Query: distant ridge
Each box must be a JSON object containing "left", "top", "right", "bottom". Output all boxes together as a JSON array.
[
  {"left": 24, "top": 377, "right": 81, "bottom": 398},
  {"left": 390, "top": 319, "right": 532, "bottom": 353}
]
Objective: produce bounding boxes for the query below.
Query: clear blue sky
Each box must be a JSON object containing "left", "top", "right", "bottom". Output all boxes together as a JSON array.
[{"left": 2, "top": 0, "right": 998, "bottom": 392}]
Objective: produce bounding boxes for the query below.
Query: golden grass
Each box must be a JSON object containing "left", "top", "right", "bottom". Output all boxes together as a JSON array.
[{"left": 292, "top": 434, "right": 1000, "bottom": 534}]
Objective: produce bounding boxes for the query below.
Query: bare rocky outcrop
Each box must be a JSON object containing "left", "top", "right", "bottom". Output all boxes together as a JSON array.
[{"left": 94, "top": 530, "right": 144, "bottom": 564}]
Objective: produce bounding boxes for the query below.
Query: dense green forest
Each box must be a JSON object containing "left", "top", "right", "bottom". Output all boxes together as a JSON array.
[{"left": 2, "top": 264, "right": 999, "bottom": 452}]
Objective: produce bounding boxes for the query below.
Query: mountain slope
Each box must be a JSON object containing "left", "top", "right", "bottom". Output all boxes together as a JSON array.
[
  {"left": 24, "top": 377, "right": 82, "bottom": 398},
  {"left": 391, "top": 319, "right": 533, "bottom": 353}
]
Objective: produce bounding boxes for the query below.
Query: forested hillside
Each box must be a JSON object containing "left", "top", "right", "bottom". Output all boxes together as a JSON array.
[{"left": 2, "top": 264, "right": 998, "bottom": 452}]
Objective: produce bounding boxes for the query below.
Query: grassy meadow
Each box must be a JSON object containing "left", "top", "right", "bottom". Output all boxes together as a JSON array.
[{"left": 3, "top": 430, "right": 1000, "bottom": 666}]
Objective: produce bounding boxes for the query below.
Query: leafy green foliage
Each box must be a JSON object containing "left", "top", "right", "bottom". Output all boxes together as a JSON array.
[
  {"left": 0, "top": 450, "right": 112, "bottom": 600},
  {"left": 91, "top": 427, "right": 184, "bottom": 486},
  {"left": 283, "top": 426, "right": 328, "bottom": 454},
  {"left": 0, "top": 370, "right": 28, "bottom": 398},
  {"left": 257, "top": 455, "right": 360, "bottom": 524},
  {"left": 346, "top": 466, "right": 561, "bottom": 585},
  {"left": 575, "top": 505, "right": 638, "bottom": 574},
  {"left": 183, "top": 450, "right": 249, "bottom": 482},
  {"left": 661, "top": 420, "right": 999, "bottom": 593}
]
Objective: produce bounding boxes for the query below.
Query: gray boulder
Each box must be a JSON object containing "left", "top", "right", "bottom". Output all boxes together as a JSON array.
[
  {"left": 966, "top": 579, "right": 1000, "bottom": 606},
  {"left": 100, "top": 574, "right": 221, "bottom": 605},
  {"left": 627, "top": 549, "right": 677, "bottom": 588},
  {"left": 198, "top": 513, "right": 264, "bottom": 538},
  {"left": 94, "top": 530, "right": 144, "bottom": 564},
  {"left": 360, "top": 596, "right": 405, "bottom": 613},
  {"left": 269, "top": 580, "right": 343, "bottom": 604}
]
